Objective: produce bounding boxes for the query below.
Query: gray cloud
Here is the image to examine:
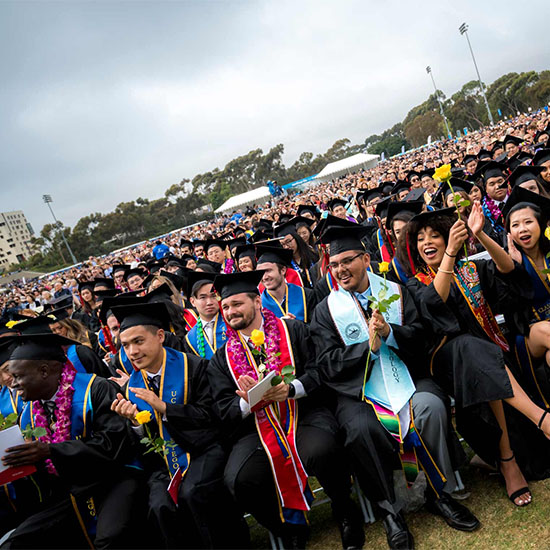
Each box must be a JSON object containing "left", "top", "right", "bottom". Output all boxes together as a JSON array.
[{"left": 1, "top": 0, "right": 548, "bottom": 231}]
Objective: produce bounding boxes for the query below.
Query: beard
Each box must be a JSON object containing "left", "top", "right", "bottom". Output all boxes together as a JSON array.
[{"left": 227, "top": 308, "right": 255, "bottom": 331}]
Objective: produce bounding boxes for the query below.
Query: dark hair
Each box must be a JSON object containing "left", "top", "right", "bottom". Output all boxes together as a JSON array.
[
  {"left": 400, "top": 212, "right": 459, "bottom": 274},
  {"left": 505, "top": 202, "right": 550, "bottom": 256},
  {"left": 290, "top": 231, "right": 319, "bottom": 269}
]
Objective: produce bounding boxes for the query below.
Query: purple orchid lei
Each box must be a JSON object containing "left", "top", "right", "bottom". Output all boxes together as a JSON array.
[
  {"left": 33, "top": 362, "right": 76, "bottom": 475},
  {"left": 226, "top": 308, "right": 281, "bottom": 380},
  {"left": 482, "top": 195, "right": 506, "bottom": 231},
  {"left": 223, "top": 258, "right": 235, "bottom": 274}
]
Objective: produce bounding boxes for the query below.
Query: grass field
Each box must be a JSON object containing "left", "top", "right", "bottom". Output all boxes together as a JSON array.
[{"left": 250, "top": 466, "right": 550, "bottom": 549}]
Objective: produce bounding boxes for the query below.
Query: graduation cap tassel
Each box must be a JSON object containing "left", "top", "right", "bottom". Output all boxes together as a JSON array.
[{"left": 405, "top": 233, "right": 417, "bottom": 276}]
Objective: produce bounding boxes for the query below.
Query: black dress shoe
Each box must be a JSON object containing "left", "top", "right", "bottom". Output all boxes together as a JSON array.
[
  {"left": 332, "top": 501, "right": 365, "bottom": 549},
  {"left": 425, "top": 492, "right": 480, "bottom": 532},
  {"left": 280, "top": 525, "right": 310, "bottom": 550},
  {"left": 382, "top": 512, "right": 414, "bottom": 550}
]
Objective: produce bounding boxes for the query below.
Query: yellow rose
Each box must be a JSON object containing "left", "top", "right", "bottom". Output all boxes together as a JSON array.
[
  {"left": 545, "top": 227, "right": 550, "bottom": 241},
  {"left": 378, "top": 261, "right": 390, "bottom": 274},
  {"left": 250, "top": 329, "right": 265, "bottom": 347},
  {"left": 433, "top": 164, "right": 452, "bottom": 183},
  {"left": 135, "top": 410, "right": 152, "bottom": 425}
]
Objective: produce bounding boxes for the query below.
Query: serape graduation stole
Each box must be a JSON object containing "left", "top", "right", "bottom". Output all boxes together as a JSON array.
[
  {"left": 20, "top": 373, "right": 98, "bottom": 544},
  {"left": 66, "top": 345, "right": 87, "bottom": 374},
  {"left": 415, "top": 262, "right": 509, "bottom": 352},
  {"left": 225, "top": 318, "right": 313, "bottom": 525},
  {"left": 0, "top": 386, "right": 22, "bottom": 417},
  {"left": 126, "top": 348, "right": 191, "bottom": 481},
  {"left": 523, "top": 252, "right": 550, "bottom": 323},
  {"left": 185, "top": 313, "right": 227, "bottom": 359},
  {"left": 261, "top": 283, "right": 307, "bottom": 322},
  {"left": 327, "top": 273, "right": 445, "bottom": 496}
]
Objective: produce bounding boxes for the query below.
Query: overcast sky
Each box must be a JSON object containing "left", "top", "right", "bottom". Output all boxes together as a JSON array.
[{"left": 2, "top": 0, "right": 549, "bottom": 232}]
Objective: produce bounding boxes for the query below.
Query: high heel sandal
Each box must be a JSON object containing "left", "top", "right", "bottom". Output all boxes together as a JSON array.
[{"left": 499, "top": 454, "right": 531, "bottom": 507}]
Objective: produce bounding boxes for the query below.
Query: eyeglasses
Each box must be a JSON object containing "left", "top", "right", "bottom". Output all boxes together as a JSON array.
[{"left": 328, "top": 253, "right": 365, "bottom": 271}]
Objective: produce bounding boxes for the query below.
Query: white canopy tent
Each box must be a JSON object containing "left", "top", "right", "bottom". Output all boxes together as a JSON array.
[
  {"left": 214, "top": 186, "right": 272, "bottom": 214},
  {"left": 312, "top": 153, "right": 379, "bottom": 184}
]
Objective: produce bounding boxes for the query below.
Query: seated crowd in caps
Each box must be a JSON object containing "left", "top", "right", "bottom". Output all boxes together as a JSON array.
[{"left": 0, "top": 109, "right": 549, "bottom": 550}]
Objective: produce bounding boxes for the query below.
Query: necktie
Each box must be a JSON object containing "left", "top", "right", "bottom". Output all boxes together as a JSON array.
[
  {"left": 43, "top": 401, "right": 57, "bottom": 426},
  {"left": 149, "top": 375, "right": 160, "bottom": 396}
]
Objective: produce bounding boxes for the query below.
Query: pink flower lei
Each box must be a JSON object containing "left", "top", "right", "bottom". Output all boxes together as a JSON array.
[
  {"left": 482, "top": 195, "right": 505, "bottom": 229},
  {"left": 226, "top": 308, "right": 281, "bottom": 380},
  {"left": 223, "top": 258, "right": 235, "bottom": 274},
  {"left": 33, "top": 362, "right": 76, "bottom": 475}
]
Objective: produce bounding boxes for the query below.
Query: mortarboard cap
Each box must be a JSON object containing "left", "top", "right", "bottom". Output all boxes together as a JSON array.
[
  {"left": 123, "top": 268, "right": 146, "bottom": 282},
  {"left": 213, "top": 271, "right": 265, "bottom": 300},
  {"left": 234, "top": 244, "right": 256, "bottom": 263},
  {"left": 186, "top": 271, "right": 217, "bottom": 299},
  {"left": 327, "top": 198, "right": 348, "bottom": 211},
  {"left": 8, "top": 333, "right": 78, "bottom": 363},
  {"left": 256, "top": 245, "right": 293, "bottom": 267},
  {"left": 473, "top": 161, "right": 506, "bottom": 183},
  {"left": 78, "top": 281, "right": 95, "bottom": 293},
  {"left": 502, "top": 135, "right": 523, "bottom": 148},
  {"left": 386, "top": 201, "right": 424, "bottom": 229},
  {"left": 111, "top": 301, "right": 172, "bottom": 333},
  {"left": 93, "top": 277, "right": 115, "bottom": 291},
  {"left": 296, "top": 205, "right": 320, "bottom": 219},
  {"left": 318, "top": 224, "right": 370, "bottom": 257},
  {"left": 532, "top": 148, "right": 550, "bottom": 167},
  {"left": 506, "top": 165, "right": 544, "bottom": 189},
  {"left": 502, "top": 185, "right": 550, "bottom": 221}
]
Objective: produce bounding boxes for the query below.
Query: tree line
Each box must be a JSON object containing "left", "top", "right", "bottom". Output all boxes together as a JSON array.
[{"left": 11, "top": 69, "right": 550, "bottom": 274}]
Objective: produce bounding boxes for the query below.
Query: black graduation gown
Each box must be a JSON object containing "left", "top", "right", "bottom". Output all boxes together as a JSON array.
[
  {"left": 6, "top": 377, "right": 141, "bottom": 549},
  {"left": 207, "top": 320, "right": 351, "bottom": 536},
  {"left": 71, "top": 344, "right": 112, "bottom": 379},
  {"left": 309, "top": 286, "right": 464, "bottom": 505},
  {"left": 406, "top": 260, "right": 550, "bottom": 479},
  {"left": 127, "top": 352, "right": 247, "bottom": 549}
]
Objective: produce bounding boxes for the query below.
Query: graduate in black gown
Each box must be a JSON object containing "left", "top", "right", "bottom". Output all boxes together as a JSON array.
[
  {"left": 109, "top": 300, "right": 247, "bottom": 549},
  {"left": 403, "top": 204, "right": 550, "bottom": 508},
  {"left": 310, "top": 222, "right": 477, "bottom": 550},
  {"left": 207, "top": 271, "right": 364, "bottom": 550},
  {"left": 1, "top": 333, "right": 142, "bottom": 549}
]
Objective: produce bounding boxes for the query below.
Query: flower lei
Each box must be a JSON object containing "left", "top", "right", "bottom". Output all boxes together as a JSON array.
[
  {"left": 223, "top": 258, "right": 235, "bottom": 274},
  {"left": 482, "top": 196, "right": 505, "bottom": 234},
  {"left": 32, "top": 363, "right": 76, "bottom": 475},
  {"left": 196, "top": 318, "right": 206, "bottom": 358},
  {"left": 226, "top": 308, "right": 281, "bottom": 379}
]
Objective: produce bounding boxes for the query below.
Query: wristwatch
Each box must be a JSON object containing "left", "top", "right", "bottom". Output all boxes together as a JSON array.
[{"left": 288, "top": 382, "right": 296, "bottom": 399}]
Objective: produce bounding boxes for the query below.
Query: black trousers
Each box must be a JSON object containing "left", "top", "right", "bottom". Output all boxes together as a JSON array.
[
  {"left": 225, "top": 409, "right": 353, "bottom": 537},
  {"left": 146, "top": 443, "right": 249, "bottom": 549},
  {"left": 1, "top": 470, "right": 143, "bottom": 549}
]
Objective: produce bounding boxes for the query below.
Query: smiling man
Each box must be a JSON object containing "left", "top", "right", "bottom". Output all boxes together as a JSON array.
[
  {"left": 110, "top": 300, "right": 246, "bottom": 549},
  {"left": 310, "top": 223, "right": 479, "bottom": 550},
  {"left": 207, "top": 271, "right": 364, "bottom": 550},
  {"left": 256, "top": 245, "right": 316, "bottom": 322},
  {"left": 2, "top": 332, "right": 140, "bottom": 549}
]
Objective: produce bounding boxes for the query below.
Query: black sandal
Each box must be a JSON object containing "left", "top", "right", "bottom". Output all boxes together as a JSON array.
[{"left": 499, "top": 454, "right": 532, "bottom": 507}]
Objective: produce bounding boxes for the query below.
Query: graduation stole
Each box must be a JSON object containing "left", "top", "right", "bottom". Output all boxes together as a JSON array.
[
  {"left": 21, "top": 373, "right": 96, "bottom": 441},
  {"left": 327, "top": 275, "right": 445, "bottom": 496},
  {"left": 97, "top": 328, "right": 108, "bottom": 354},
  {"left": 261, "top": 283, "right": 307, "bottom": 322},
  {"left": 117, "top": 346, "right": 134, "bottom": 375},
  {"left": 225, "top": 318, "right": 312, "bottom": 525},
  {"left": 65, "top": 345, "right": 87, "bottom": 374},
  {"left": 0, "top": 385, "right": 22, "bottom": 417},
  {"left": 391, "top": 256, "right": 409, "bottom": 284},
  {"left": 523, "top": 252, "right": 550, "bottom": 322},
  {"left": 183, "top": 308, "right": 198, "bottom": 331},
  {"left": 376, "top": 228, "right": 393, "bottom": 263},
  {"left": 126, "top": 348, "right": 191, "bottom": 480},
  {"left": 185, "top": 313, "right": 227, "bottom": 359}
]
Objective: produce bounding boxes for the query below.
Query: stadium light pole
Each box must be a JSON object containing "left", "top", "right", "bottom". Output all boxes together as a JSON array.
[
  {"left": 459, "top": 22, "right": 494, "bottom": 125},
  {"left": 42, "top": 194, "right": 78, "bottom": 264},
  {"left": 426, "top": 66, "right": 452, "bottom": 139}
]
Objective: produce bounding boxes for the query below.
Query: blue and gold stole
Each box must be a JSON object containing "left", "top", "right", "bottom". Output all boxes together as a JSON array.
[
  {"left": 262, "top": 283, "right": 307, "bottom": 322},
  {"left": 20, "top": 372, "right": 98, "bottom": 546},
  {"left": 116, "top": 346, "right": 134, "bottom": 376},
  {"left": 514, "top": 252, "right": 550, "bottom": 408},
  {"left": 327, "top": 273, "right": 445, "bottom": 496},
  {"left": 0, "top": 386, "right": 22, "bottom": 417},
  {"left": 185, "top": 313, "right": 227, "bottom": 359},
  {"left": 391, "top": 256, "right": 409, "bottom": 284},
  {"left": 126, "top": 347, "right": 190, "bottom": 480},
  {"left": 20, "top": 373, "right": 96, "bottom": 440},
  {"left": 66, "top": 345, "right": 87, "bottom": 374}
]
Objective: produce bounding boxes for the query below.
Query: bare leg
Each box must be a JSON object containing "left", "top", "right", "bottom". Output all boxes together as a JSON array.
[
  {"left": 489, "top": 400, "right": 531, "bottom": 506},
  {"left": 526, "top": 321, "right": 550, "bottom": 360},
  {"left": 502, "top": 366, "right": 550, "bottom": 437}
]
